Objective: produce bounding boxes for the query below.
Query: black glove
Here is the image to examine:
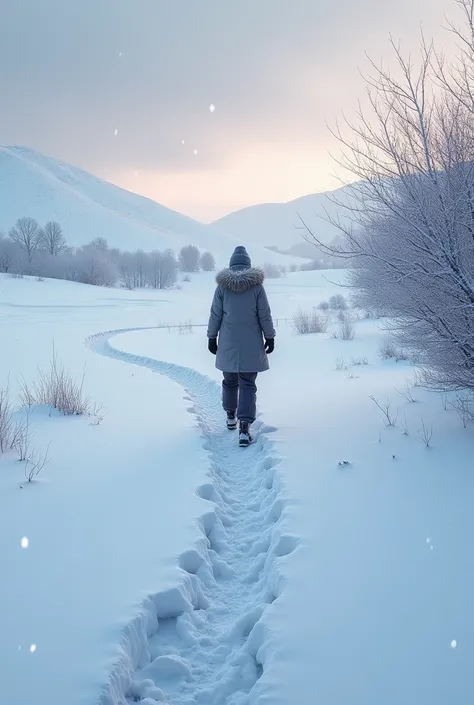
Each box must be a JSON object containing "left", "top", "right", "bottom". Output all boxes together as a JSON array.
[
  {"left": 264, "top": 338, "right": 275, "bottom": 354},
  {"left": 208, "top": 338, "right": 218, "bottom": 355}
]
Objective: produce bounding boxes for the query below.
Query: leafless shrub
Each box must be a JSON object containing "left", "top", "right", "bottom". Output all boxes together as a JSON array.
[
  {"left": 88, "top": 402, "right": 106, "bottom": 426},
  {"left": 329, "top": 294, "right": 348, "bottom": 311},
  {"left": 182, "top": 275, "right": 192, "bottom": 283},
  {"left": 337, "top": 312, "right": 356, "bottom": 341},
  {"left": 396, "top": 381, "right": 417, "bottom": 403},
  {"left": 15, "top": 409, "right": 32, "bottom": 462},
  {"left": 178, "top": 320, "right": 193, "bottom": 335},
  {"left": 24, "top": 443, "right": 51, "bottom": 482},
  {"left": 450, "top": 391, "right": 474, "bottom": 428},
  {"left": 363, "top": 309, "right": 384, "bottom": 320},
  {"left": 334, "top": 354, "right": 347, "bottom": 371},
  {"left": 0, "top": 386, "right": 13, "bottom": 453},
  {"left": 400, "top": 413, "right": 410, "bottom": 436},
  {"left": 379, "top": 336, "right": 410, "bottom": 362},
  {"left": 262, "top": 262, "right": 282, "bottom": 279},
  {"left": 318, "top": 300, "right": 330, "bottom": 311},
  {"left": 418, "top": 417, "right": 433, "bottom": 448},
  {"left": 440, "top": 392, "right": 449, "bottom": 411},
  {"left": 379, "top": 336, "right": 398, "bottom": 360},
  {"left": 369, "top": 395, "right": 398, "bottom": 427},
  {"left": 351, "top": 356, "right": 368, "bottom": 366},
  {"left": 20, "top": 349, "right": 92, "bottom": 416},
  {"left": 293, "top": 308, "right": 328, "bottom": 335}
]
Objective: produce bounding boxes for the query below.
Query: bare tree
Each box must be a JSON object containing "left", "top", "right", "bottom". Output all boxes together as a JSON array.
[
  {"left": 0, "top": 236, "right": 17, "bottom": 273},
  {"left": 300, "top": 20, "right": 474, "bottom": 391},
  {"left": 119, "top": 252, "right": 135, "bottom": 290},
  {"left": 9, "top": 217, "right": 41, "bottom": 263},
  {"left": 148, "top": 250, "right": 177, "bottom": 289},
  {"left": 39, "top": 221, "right": 67, "bottom": 256},
  {"left": 76, "top": 245, "right": 117, "bottom": 287}
]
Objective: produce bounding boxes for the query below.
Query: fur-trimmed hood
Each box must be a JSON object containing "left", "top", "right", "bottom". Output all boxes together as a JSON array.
[{"left": 216, "top": 267, "right": 265, "bottom": 293}]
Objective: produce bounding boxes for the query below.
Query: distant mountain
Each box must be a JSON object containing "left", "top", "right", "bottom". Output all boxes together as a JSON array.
[
  {"left": 211, "top": 186, "right": 355, "bottom": 251},
  {"left": 0, "top": 146, "right": 303, "bottom": 267}
]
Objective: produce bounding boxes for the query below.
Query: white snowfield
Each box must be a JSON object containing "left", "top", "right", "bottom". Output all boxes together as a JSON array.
[
  {"left": 1, "top": 271, "right": 473, "bottom": 705},
  {"left": 0, "top": 146, "right": 303, "bottom": 268}
]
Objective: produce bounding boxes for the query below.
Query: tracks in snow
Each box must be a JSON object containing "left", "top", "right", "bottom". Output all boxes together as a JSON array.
[{"left": 86, "top": 328, "right": 297, "bottom": 705}]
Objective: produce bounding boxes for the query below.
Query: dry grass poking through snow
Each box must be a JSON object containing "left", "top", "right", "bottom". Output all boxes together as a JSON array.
[
  {"left": 20, "top": 349, "right": 93, "bottom": 416},
  {"left": 379, "top": 335, "right": 410, "bottom": 362},
  {"left": 292, "top": 308, "right": 328, "bottom": 335}
]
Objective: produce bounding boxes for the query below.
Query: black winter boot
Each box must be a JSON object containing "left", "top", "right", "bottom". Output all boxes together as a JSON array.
[
  {"left": 239, "top": 421, "right": 252, "bottom": 447},
  {"left": 226, "top": 411, "right": 237, "bottom": 430}
]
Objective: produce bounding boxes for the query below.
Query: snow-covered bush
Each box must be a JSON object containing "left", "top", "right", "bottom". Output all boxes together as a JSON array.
[
  {"left": 147, "top": 249, "right": 177, "bottom": 289},
  {"left": 0, "top": 221, "right": 192, "bottom": 291},
  {"left": 318, "top": 300, "right": 330, "bottom": 311},
  {"left": 332, "top": 313, "right": 356, "bottom": 340},
  {"left": 329, "top": 294, "right": 348, "bottom": 311},
  {"left": 301, "top": 5, "right": 474, "bottom": 391},
  {"left": 263, "top": 262, "right": 282, "bottom": 279},
  {"left": 179, "top": 245, "right": 200, "bottom": 272},
  {"left": 0, "top": 386, "right": 13, "bottom": 453},
  {"left": 200, "top": 251, "right": 216, "bottom": 271},
  {"left": 379, "top": 336, "right": 409, "bottom": 362},
  {"left": 292, "top": 309, "right": 328, "bottom": 335}
]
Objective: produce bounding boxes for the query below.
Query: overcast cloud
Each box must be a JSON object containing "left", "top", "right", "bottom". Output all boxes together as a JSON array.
[{"left": 0, "top": 0, "right": 458, "bottom": 220}]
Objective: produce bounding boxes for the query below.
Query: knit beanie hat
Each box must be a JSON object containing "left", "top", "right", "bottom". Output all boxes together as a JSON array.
[{"left": 229, "top": 245, "right": 251, "bottom": 270}]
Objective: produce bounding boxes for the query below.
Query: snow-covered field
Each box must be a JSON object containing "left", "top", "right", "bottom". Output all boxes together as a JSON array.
[{"left": 1, "top": 270, "right": 473, "bottom": 705}]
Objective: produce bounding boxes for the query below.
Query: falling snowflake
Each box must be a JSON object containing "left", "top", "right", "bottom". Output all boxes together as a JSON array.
[
  {"left": 426, "top": 537, "right": 432, "bottom": 544},
  {"left": 193, "top": 149, "right": 198, "bottom": 156},
  {"left": 29, "top": 644, "right": 37, "bottom": 653},
  {"left": 451, "top": 640, "right": 457, "bottom": 649},
  {"left": 114, "top": 129, "right": 119, "bottom": 137},
  {"left": 118, "top": 52, "right": 123, "bottom": 57},
  {"left": 20, "top": 536, "right": 29, "bottom": 549},
  {"left": 182, "top": 140, "right": 185, "bottom": 145},
  {"left": 209, "top": 104, "right": 216, "bottom": 113}
]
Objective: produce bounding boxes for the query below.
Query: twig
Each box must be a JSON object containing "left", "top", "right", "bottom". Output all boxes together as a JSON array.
[{"left": 369, "top": 395, "right": 399, "bottom": 426}]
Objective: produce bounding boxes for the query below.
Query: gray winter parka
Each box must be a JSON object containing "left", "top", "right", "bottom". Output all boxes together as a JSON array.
[{"left": 207, "top": 267, "right": 276, "bottom": 373}]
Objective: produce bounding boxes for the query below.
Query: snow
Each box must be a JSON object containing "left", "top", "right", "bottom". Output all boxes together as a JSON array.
[
  {"left": 0, "top": 146, "right": 304, "bottom": 268},
  {"left": 1, "top": 270, "right": 474, "bottom": 705},
  {"left": 211, "top": 186, "right": 356, "bottom": 249}
]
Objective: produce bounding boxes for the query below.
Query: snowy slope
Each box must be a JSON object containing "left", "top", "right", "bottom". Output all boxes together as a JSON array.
[
  {"left": 0, "top": 146, "right": 302, "bottom": 267},
  {"left": 212, "top": 186, "right": 355, "bottom": 250},
  {"left": 1, "top": 271, "right": 474, "bottom": 705}
]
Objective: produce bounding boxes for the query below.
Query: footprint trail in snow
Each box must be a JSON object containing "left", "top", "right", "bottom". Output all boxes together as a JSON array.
[{"left": 86, "top": 329, "right": 297, "bottom": 705}]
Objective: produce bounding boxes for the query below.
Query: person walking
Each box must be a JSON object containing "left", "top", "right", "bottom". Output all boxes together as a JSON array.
[{"left": 207, "top": 246, "right": 276, "bottom": 446}]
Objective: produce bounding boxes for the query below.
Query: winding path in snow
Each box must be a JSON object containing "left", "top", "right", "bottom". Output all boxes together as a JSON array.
[{"left": 85, "top": 329, "right": 297, "bottom": 705}]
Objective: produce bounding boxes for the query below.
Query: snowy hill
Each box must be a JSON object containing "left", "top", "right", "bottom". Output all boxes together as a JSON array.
[
  {"left": 212, "top": 186, "right": 355, "bottom": 251},
  {"left": 0, "top": 146, "right": 302, "bottom": 267}
]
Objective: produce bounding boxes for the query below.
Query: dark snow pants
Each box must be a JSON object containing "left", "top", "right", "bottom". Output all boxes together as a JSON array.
[{"left": 222, "top": 372, "right": 258, "bottom": 424}]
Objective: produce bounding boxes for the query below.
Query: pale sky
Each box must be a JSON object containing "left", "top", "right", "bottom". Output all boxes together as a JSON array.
[{"left": 0, "top": 0, "right": 459, "bottom": 221}]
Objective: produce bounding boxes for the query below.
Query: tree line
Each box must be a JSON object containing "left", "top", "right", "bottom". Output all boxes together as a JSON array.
[{"left": 0, "top": 217, "right": 216, "bottom": 289}]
